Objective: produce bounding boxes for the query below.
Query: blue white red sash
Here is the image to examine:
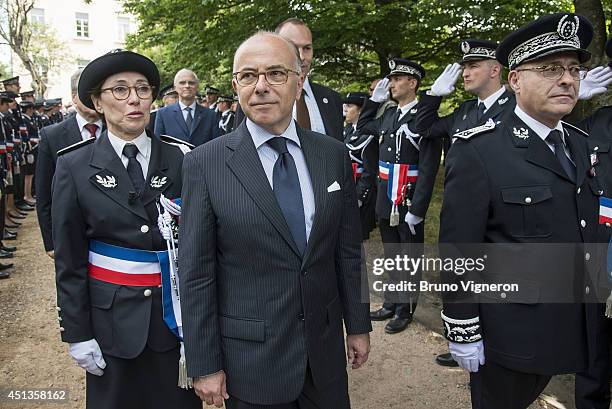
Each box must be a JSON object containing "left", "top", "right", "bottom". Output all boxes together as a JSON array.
[
  {"left": 378, "top": 161, "right": 418, "bottom": 205},
  {"left": 88, "top": 240, "right": 182, "bottom": 341},
  {"left": 599, "top": 197, "right": 612, "bottom": 225}
]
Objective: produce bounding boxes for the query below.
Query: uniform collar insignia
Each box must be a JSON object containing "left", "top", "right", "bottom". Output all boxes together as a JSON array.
[
  {"left": 410, "top": 108, "right": 418, "bottom": 114},
  {"left": 462, "top": 114, "right": 467, "bottom": 120},
  {"left": 513, "top": 127, "right": 529, "bottom": 139},
  {"left": 95, "top": 174, "right": 117, "bottom": 189},
  {"left": 498, "top": 97, "right": 509, "bottom": 105},
  {"left": 150, "top": 175, "right": 168, "bottom": 189}
]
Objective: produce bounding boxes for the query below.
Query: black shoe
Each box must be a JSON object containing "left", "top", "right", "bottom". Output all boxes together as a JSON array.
[
  {"left": 0, "top": 250, "right": 13, "bottom": 258},
  {"left": 3, "top": 232, "right": 16, "bottom": 240},
  {"left": 384, "top": 316, "right": 412, "bottom": 334},
  {"left": 1, "top": 245, "right": 16, "bottom": 252},
  {"left": 24, "top": 199, "right": 36, "bottom": 206},
  {"left": 16, "top": 204, "right": 34, "bottom": 212},
  {"left": 7, "top": 218, "right": 22, "bottom": 225},
  {"left": 5, "top": 223, "right": 19, "bottom": 229},
  {"left": 0, "top": 270, "right": 9, "bottom": 279},
  {"left": 8, "top": 212, "right": 25, "bottom": 219},
  {"left": 435, "top": 352, "right": 459, "bottom": 367},
  {"left": 0, "top": 262, "right": 13, "bottom": 270},
  {"left": 370, "top": 307, "right": 395, "bottom": 321}
]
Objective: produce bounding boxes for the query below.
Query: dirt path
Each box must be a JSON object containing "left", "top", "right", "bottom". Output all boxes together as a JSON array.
[{"left": 0, "top": 216, "right": 567, "bottom": 408}]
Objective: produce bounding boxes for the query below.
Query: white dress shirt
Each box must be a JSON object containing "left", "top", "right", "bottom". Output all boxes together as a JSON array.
[
  {"left": 76, "top": 112, "right": 103, "bottom": 141},
  {"left": 107, "top": 130, "right": 151, "bottom": 179},
  {"left": 397, "top": 98, "right": 419, "bottom": 121},
  {"left": 514, "top": 105, "right": 572, "bottom": 161},
  {"left": 478, "top": 86, "right": 506, "bottom": 112},
  {"left": 246, "top": 118, "right": 315, "bottom": 241}
]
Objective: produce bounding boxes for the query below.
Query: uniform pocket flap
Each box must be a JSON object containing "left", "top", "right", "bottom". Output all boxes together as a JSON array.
[
  {"left": 89, "top": 282, "right": 117, "bottom": 310},
  {"left": 219, "top": 315, "right": 265, "bottom": 342},
  {"left": 501, "top": 185, "right": 552, "bottom": 205},
  {"left": 590, "top": 141, "right": 610, "bottom": 153}
]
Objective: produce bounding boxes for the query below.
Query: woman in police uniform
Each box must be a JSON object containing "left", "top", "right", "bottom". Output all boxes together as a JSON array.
[{"left": 52, "top": 50, "right": 200, "bottom": 409}]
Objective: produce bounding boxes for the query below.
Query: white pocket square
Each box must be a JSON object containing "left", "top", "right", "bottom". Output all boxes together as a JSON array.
[{"left": 327, "top": 181, "right": 340, "bottom": 192}]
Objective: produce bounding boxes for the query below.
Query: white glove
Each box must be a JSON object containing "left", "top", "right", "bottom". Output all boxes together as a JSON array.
[
  {"left": 430, "top": 63, "right": 462, "bottom": 97},
  {"left": 579, "top": 66, "right": 612, "bottom": 100},
  {"left": 69, "top": 339, "right": 106, "bottom": 376},
  {"left": 404, "top": 211, "right": 423, "bottom": 235},
  {"left": 370, "top": 78, "right": 390, "bottom": 103},
  {"left": 449, "top": 340, "right": 485, "bottom": 372}
]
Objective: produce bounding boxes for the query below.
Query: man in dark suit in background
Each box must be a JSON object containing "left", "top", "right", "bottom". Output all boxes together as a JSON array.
[
  {"left": 35, "top": 68, "right": 103, "bottom": 258},
  {"left": 180, "top": 31, "right": 372, "bottom": 408},
  {"left": 233, "top": 18, "right": 344, "bottom": 141},
  {"left": 154, "top": 69, "right": 219, "bottom": 146}
]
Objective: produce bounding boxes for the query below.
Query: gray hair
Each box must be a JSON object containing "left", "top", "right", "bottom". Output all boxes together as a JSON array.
[
  {"left": 234, "top": 31, "right": 301, "bottom": 73},
  {"left": 71, "top": 68, "right": 83, "bottom": 94},
  {"left": 173, "top": 69, "right": 199, "bottom": 85}
]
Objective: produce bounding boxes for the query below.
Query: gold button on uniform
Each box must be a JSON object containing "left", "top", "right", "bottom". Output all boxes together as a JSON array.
[{"left": 144, "top": 289, "right": 152, "bottom": 297}]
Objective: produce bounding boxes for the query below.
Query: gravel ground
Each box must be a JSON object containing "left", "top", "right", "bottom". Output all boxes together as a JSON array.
[{"left": 0, "top": 215, "right": 569, "bottom": 408}]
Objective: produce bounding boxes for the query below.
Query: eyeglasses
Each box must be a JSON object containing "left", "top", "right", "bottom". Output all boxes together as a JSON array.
[
  {"left": 232, "top": 68, "right": 301, "bottom": 87},
  {"left": 515, "top": 65, "right": 588, "bottom": 80},
  {"left": 100, "top": 84, "right": 154, "bottom": 100}
]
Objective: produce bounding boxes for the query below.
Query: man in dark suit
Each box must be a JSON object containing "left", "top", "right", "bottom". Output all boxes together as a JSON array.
[
  {"left": 154, "top": 69, "right": 219, "bottom": 146},
  {"left": 233, "top": 18, "right": 344, "bottom": 141},
  {"left": 36, "top": 68, "right": 103, "bottom": 257},
  {"left": 179, "top": 31, "right": 372, "bottom": 409},
  {"left": 439, "top": 13, "right": 602, "bottom": 408}
]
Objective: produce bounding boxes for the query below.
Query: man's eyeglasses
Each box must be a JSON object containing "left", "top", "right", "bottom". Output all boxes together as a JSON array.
[
  {"left": 515, "top": 65, "right": 588, "bottom": 81},
  {"left": 100, "top": 84, "right": 154, "bottom": 100},
  {"left": 233, "top": 68, "right": 300, "bottom": 87}
]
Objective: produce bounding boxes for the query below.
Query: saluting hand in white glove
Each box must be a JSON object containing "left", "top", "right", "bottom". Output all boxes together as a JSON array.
[
  {"left": 370, "top": 78, "right": 390, "bottom": 103},
  {"left": 69, "top": 339, "right": 106, "bottom": 376},
  {"left": 430, "top": 63, "right": 462, "bottom": 97},
  {"left": 578, "top": 65, "right": 612, "bottom": 100}
]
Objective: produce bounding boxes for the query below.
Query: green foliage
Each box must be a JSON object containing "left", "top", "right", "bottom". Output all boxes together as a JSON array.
[{"left": 124, "top": 0, "right": 573, "bottom": 100}]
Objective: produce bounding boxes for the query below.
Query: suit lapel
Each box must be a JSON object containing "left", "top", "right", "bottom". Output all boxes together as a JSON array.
[
  {"left": 66, "top": 116, "right": 83, "bottom": 145},
  {"left": 89, "top": 132, "right": 150, "bottom": 220},
  {"left": 190, "top": 105, "right": 204, "bottom": 136},
  {"left": 564, "top": 128, "right": 587, "bottom": 187},
  {"left": 140, "top": 134, "right": 174, "bottom": 206},
  {"left": 299, "top": 128, "right": 327, "bottom": 265},
  {"left": 171, "top": 103, "right": 189, "bottom": 135},
  {"left": 225, "top": 123, "right": 301, "bottom": 258}
]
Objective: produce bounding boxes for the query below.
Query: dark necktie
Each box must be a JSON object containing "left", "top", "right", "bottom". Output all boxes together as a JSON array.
[
  {"left": 84, "top": 123, "right": 98, "bottom": 139},
  {"left": 392, "top": 109, "right": 401, "bottom": 127},
  {"left": 547, "top": 130, "right": 576, "bottom": 183},
  {"left": 122, "top": 144, "right": 145, "bottom": 193},
  {"left": 185, "top": 106, "right": 193, "bottom": 132},
  {"left": 296, "top": 89, "right": 311, "bottom": 130},
  {"left": 267, "top": 137, "right": 307, "bottom": 254},
  {"left": 476, "top": 102, "right": 486, "bottom": 121}
]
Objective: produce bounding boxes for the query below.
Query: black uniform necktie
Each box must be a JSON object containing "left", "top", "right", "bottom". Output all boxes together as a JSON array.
[
  {"left": 122, "top": 144, "right": 145, "bottom": 193},
  {"left": 392, "top": 109, "right": 401, "bottom": 127},
  {"left": 267, "top": 137, "right": 307, "bottom": 254},
  {"left": 476, "top": 102, "right": 486, "bottom": 121},
  {"left": 185, "top": 106, "right": 193, "bottom": 131},
  {"left": 547, "top": 130, "right": 576, "bottom": 183}
]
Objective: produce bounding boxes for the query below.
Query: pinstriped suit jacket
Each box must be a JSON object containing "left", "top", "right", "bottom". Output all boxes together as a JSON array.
[{"left": 179, "top": 121, "right": 372, "bottom": 405}]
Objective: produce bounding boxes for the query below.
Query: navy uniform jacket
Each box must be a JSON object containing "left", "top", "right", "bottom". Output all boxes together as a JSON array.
[
  {"left": 440, "top": 112, "right": 600, "bottom": 375},
  {"left": 414, "top": 88, "right": 515, "bottom": 142},
  {"left": 52, "top": 131, "right": 191, "bottom": 359},
  {"left": 357, "top": 99, "right": 442, "bottom": 220}
]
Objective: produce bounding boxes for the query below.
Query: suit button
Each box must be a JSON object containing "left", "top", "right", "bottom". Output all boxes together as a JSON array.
[
  {"left": 56, "top": 306, "right": 61, "bottom": 311},
  {"left": 580, "top": 219, "right": 586, "bottom": 228},
  {"left": 141, "top": 225, "right": 149, "bottom": 233},
  {"left": 500, "top": 292, "right": 507, "bottom": 299},
  {"left": 387, "top": 147, "right": 392, "bottom": 151},
  {"left": 577, "top": 187, "right": 581, "bottom": 194},
  {"left": 297, "top": 313, "right": 305, "bottom": 320},
  {"left": 585, "top": 252, "right": 591, "bottom": 261},
  {"left": 594, "top": 146, "right": 599, "bottom": 151},
  {"left": 144, "top": 289, "right": 152, "bottom": 297},
  {"left": 59, "top": 327, "right": 65, "bottom": 332},
  {"left": 585, "top": 286, "right": 590, "bottom": 295},
  {"left": 524, "top": 197, "right": 532, "bottom": 204},
  {"left": 302, "top": 270, "right": 308, "bottom": 276}
]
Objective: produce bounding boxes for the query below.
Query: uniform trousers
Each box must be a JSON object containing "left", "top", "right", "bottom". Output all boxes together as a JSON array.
[
  {"left": 470, "top": 360, "right": 551, "bottom": 409},
  {"left": 379, "top": 218, "right": 424, "bottom": 319},
  {"left": 86, "top": 344, "right": 201, "bottom": 409},
  {"left": 225, "top": 365, "right": 350, "bottom": 409}
]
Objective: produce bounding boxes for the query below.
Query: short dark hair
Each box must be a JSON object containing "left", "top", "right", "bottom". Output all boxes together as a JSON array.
[{"left": 275, "top": 17, "right": 307, "bottom": 33}]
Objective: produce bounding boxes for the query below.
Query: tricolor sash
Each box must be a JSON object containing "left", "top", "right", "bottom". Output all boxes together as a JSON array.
[
  {"left": 379, "top": 161, "right": 418, "bottom": 226},
  {"left": 599, "top": 196, "right": 612, "bottom": 225},
  {"left": 88, "top": 240, "right": 182, "bottom": 341}
]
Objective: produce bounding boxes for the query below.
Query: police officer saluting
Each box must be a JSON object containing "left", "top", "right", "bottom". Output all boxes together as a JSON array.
[
  {"left": 439, "top": 13, "right": 602, "bottom": 408},
  {"left": 364, "top": 58, "right": 442, "bottom": 334},
  {"left": 52, "top": 49, "right": 200, "bottom": 409}
]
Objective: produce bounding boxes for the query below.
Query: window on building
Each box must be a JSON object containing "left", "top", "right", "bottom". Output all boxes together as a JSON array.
[
  {"left": 29, "top": 8, "right": 45, "bottom": 25},
  {"left": 77, "top": 59, "right": 90, "bottom": 69},
  {"left": 117, "top": 16, "right": 130, "bottom": 42},
  {"left": 75, "top": 12, "right": 89, "bottom": 38}
]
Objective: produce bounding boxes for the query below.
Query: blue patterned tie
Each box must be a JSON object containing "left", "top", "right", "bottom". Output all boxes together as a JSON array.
[
  {"left": 267, "top": 137, "right": 307, "bottom": 254},
  {"left": 185, "top": 106, "right": 193, "bottom": 132}
]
